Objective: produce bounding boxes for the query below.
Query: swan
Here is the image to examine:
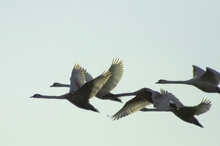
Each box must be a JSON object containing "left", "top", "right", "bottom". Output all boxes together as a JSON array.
[
  {"left": 156, "top": 65, "right": 220, "bottom": 93},
  {"left": 50, "top": 58, "right": 124, "bottom": 102},
  {"left": 169, "top": 98, "right": 211, "bottom": 128},
  {"left": 110, "top": 88, "right": 211, "bottom": 127},
  {"left": 31, "top": 70, "right": 112, "bottom": 112}
]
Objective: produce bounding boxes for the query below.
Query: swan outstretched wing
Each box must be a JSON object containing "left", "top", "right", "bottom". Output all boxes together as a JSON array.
[
  {"left": 53, "top": 64, "right": 93, "bottom": 90},
  {"left": 192, "top": 65, "right": 205, "bottom": 78},
  {"left": 193, "top": 98, "right": 212, "bottom": 115},
  {"left": 207, "top": 67, "right": 220, "bottom": 82},
  {"left": 156, "top": 89, "right": 184, "bottom": 110},
  {"left": 96, "top": 58, "right": 124, "bottom": 97},
  {"left": 75, "top": 71, "right": 111, "bottom": 99},
  {"left": 200, "top": 68, "right": 219, "bottom": 85},
  {"left": 112, "top": 95, "right": 151, "bottom": 120},
  {"left": 174, "top": 98, "right": 211, "bottom": 116},
  {"left": 160, "top": 89, "right": 182, "bottom": 104},
  {"left": 70, "top": 64, "right": 86, "bottom": 92},
  {"left": 82, "top": 68, "right": 93, "bottom": 82}
]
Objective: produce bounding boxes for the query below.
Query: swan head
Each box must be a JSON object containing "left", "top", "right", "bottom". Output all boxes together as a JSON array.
[
  {"left": 156, "top": 79, "right": 167, "bottom": 84},
  {"left": 30, "top": 94, "right": 42, "bottom": 98}
]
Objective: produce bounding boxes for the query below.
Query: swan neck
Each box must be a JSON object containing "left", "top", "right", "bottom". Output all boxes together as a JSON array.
[
  {"left": 111, "top": 92, "right": 135, "bottom": 98},
  {"left": 55, "top": 84, "right": 70, "bottom": 87},
  {"left": 140, "top": 108, "right": 171, "bottom": 112},
  {"left": 33, "top": 94, "right": 65, "bottom": 99},
  {"left": 162, "top": 80, "right": 191, "bottom": 84},
  {"left": 61, "top": 84, "right": 70, "bottom": 87}
]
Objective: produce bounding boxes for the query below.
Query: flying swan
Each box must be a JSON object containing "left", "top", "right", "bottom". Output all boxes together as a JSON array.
[
  {"left": 109, "top": 88, "right": 211, "bottom": 128},
  {"left": 50, "top": 58, "right": 124, "bottom": 102},
  {"left": 31, "top": 70, "right": 111, "bottom": 112},
  {"left": 157, "top": 65, "right": 220, "bottom": 93}
]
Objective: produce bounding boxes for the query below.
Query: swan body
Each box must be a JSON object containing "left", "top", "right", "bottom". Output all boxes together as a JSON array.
[
  {"left": 50, "top": 58, "right": 123, "bottom": 102},
  {"left": 31, "top": 70, "right": 112, "bottom": 112},
  {"left": 157, "top": 65, "right": 220, "bottom": 93},
  {"left": 170, "top": 98, "right": 211, "bottom": 127},
  {"left": 110, "top": 88, "right": 211, "bottom": 127}
]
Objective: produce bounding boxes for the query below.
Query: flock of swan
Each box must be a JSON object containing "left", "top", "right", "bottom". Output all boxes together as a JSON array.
[{"left": 31, "top": 58, "right": 220, "bottom": 128}]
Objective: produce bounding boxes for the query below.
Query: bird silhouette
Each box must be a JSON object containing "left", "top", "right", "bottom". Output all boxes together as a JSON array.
[
  {"left": 156, "top": 65, "right": 220, "bottom": 93},
  {"left": 109, "top": 88, "right": 211, "bottom": 127},
  {"left": 31, "top": 70, "right": 111, "bottom": 112},
  {"left": 50, "top": 58, "right": 124, "bottom": 102}
]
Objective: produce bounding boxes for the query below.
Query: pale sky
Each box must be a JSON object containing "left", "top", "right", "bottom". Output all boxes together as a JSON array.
[{"left": 1, "top": 0, "right": 220, "bottom": 146}]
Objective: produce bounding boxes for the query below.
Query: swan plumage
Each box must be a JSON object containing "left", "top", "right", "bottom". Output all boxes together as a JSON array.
[{"left": 70, "top": 63, "right": 93, "bottom": 92}]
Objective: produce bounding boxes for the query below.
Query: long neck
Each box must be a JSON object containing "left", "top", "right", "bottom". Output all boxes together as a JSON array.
[
  {"left": 160, "top": 79, "right": 192, "bottom": 85},
  {"left": 51, "top": 83, "right": 70, "bottom": 87},
  {"left": 31, "top": 94, "right": 66, "bottom": 99},
  {"left": 58, "top": 84, "right": 70, "bottom": 87},
  {"left": 140, "top": 108, "right": 171, "bottom": 112},
  {"left": 108, "top": 92, "right": 136, "bottom": 98}
]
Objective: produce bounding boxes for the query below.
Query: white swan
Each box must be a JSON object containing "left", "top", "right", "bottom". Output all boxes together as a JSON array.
[
  {"left": 110, "top": 88, "right": 211, "bottom": 127},
  {"left": 31, "top": 70, "right": 112, "bottom": 112},
  {"left": 156, "top": 65, "right": 220, "bottom": 93},
  {"left": 50, "top": 58, "right": 124, "bottom": 102}
]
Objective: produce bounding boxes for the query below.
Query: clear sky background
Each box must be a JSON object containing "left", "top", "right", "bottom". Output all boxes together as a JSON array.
[{"left": 1, "top": 0, "right": 220, "bottom": 146}]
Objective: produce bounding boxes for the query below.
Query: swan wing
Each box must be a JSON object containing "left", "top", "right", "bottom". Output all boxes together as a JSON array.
[
  {"left": 158, "top": 89, "right": 184, "bottom": 110},
  {"left": 133, "top": 88, "right": 153, "bottom": 97},
  {"left": 206, "top": 67, "right": 220, "bottom": 81},
  {"left": 193, "top": 98, "right": 212, "bottom": 115},
  {"left": 192, "top": 65, "right": 205, "bottom": 78},
  {"left": 82, "top": 67, "right": 93, "bottom": 82},
  {"left": 74, "top": 71, "right": 111, "bottom": 99},
  {"left": 111, "top": 95, "right": 152, "bottom": 120},
  {"left": 96, "top": 58, "right": 124, "bottom": 97},
  {"left": 172, "top": 98, "right": 211, "bottom": 116},
  {"left": 199, "top": 68, "right": 219, "bottom": 85},
  {"left": 70, "top": 64, "right": 86, "bottom": 92}
]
